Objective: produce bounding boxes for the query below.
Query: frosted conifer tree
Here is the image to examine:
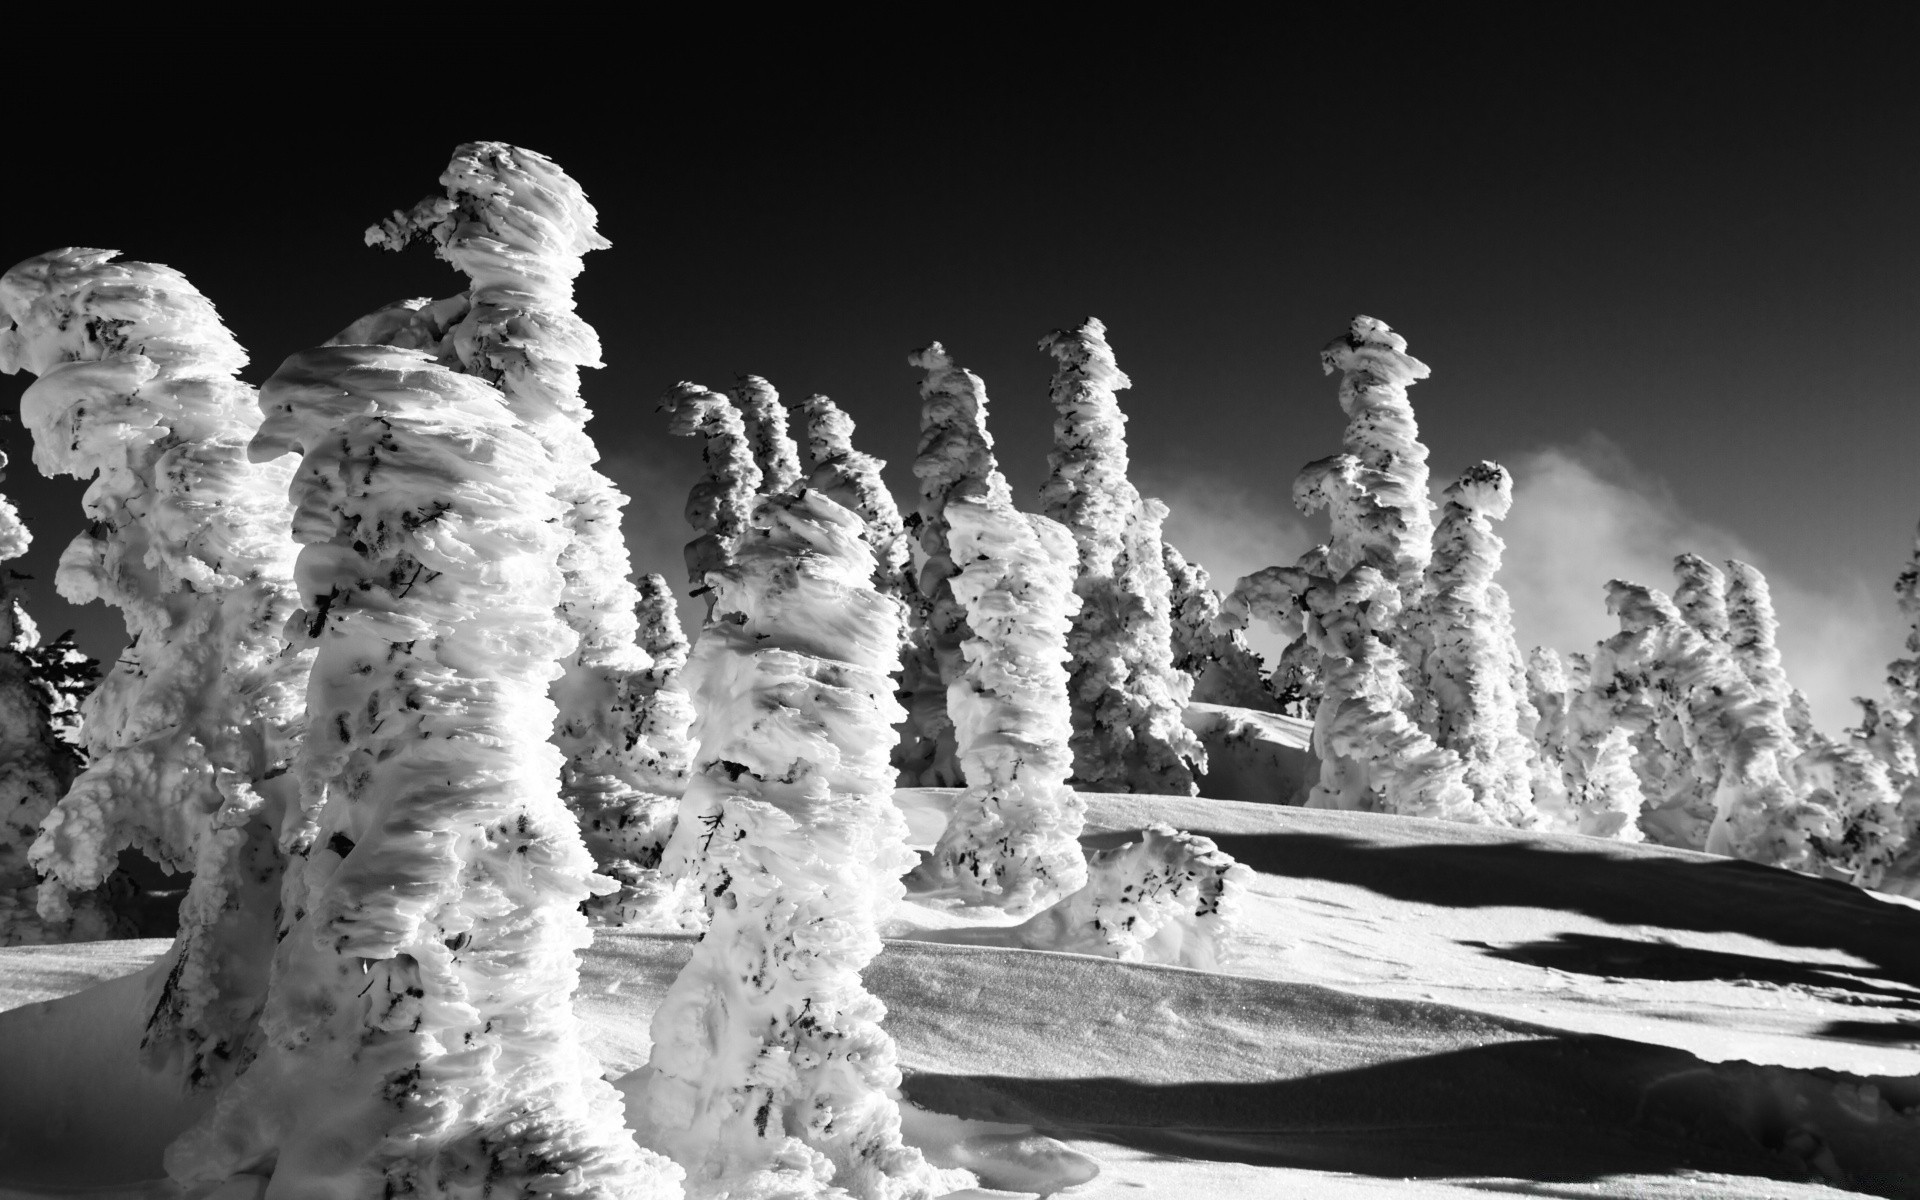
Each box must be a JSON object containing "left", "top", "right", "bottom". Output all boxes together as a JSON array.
[
  {"left": 912, "top": 494, "right": 1085, "bottom": 912},
  {"left": 792, "top": 391, "right": 914, "bottom": 604},
  {"left": 0, "top": 249, "right": 309, "bottom": 1083},
  {"left": 168, "top": 345, "right": 676, "bottom": 1197},
  {"left": 1795, "top": 735, "right": 1905, "bottom": 889},
  {"left": 1672, "top": 554, "right": 1730, "bottom": 644},
  {"left": 1038, "top": 318, "right": 1202, "bottom": 794},
  {"left": 1724, "top": 559, "right": 1814, "bottom": 738},
  {"left": 899, "top": 342, "right": 1010, "bottom": 786},
  {"left": 735, "top": 374, "right": 803, "bottom": 495},
  {"left": 364, "top": 143, "right": 680, "bottom": 921},
  {"left": 1417, "top": 462, "right": 1537, "bottom": 825},
  {"left": 0, "top": 461, "right": 109, "bottom": 944},
  {"left": 663, "top": 382, "right": 761, "bottom": 594},
  {"left": 1164, "top": 542, "right": 1275, "bottom": 711},
  {"left": 638, "top": 489, "right": 953, "bottom": 1199}
]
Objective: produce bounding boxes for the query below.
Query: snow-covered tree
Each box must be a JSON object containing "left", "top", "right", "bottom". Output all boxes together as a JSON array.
[
  {"left": 364, "top": 143, "right": 681, "bottom": 926},
  {"left": 663, "top": 382, "right": 760, "bottom": 594},
  {"left": 1794, "top": 735, "right": 1905, "bottom": 890},
  {"left": 1672, "top": 553, "right": 1730, "bottom": 645},
  {"left": 1528, "top": 648, "right": 1647, "bottom": 840},
  {"left": 0, "top": 462, "right": 108, "bottom": 945},
  {"left": 1163, "top": 542, "right": 1275, "bottom": 711},
  {"left": 1724, "top": 559, "right": 1814, "bottom": 738},
  {"left": 168, "top": 344, "right": 677, "bottom": 1196},
  {"left": 911, "top": 494, "right": 1085, "bottom": 913},
  {"left": 899, "top": 342, "right": 1011, "bottom": 786},
  {"left": 791, "top": 391, "right": 913, "bottom": 605},
  {"left": 0, "top": 249, "right": 310, "bottom": 1084},
  {"left": 637, "top": 488, "right": 953, "bottom": 1199},
  {"left": 1038, "top": 318, "right": 1202, "bottom": 794},
  {"left": 735, "top": 374, "right": 803, "bottom": 495},
  {"left": 1417, "top": 462, "right": 1536, "bottom": 826}
]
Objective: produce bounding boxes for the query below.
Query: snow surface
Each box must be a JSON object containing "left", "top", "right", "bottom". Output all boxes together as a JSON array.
[{"left": 4, "top": 790, "right": 1917, "bottom": 1198}]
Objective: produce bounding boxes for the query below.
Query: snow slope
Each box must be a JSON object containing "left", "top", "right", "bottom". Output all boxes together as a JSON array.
[{"left": 3, "top": 793, "right": 1918, "bottom": 1198}]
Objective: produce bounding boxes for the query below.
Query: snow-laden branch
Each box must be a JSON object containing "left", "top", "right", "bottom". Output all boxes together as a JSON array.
[{"left": 1163, "top": 542, "right": 1275, "bottom": 711}]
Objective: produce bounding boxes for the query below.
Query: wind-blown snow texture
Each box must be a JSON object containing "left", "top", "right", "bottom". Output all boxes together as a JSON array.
[
  {"left": 912, "top": 494, "right": 1085, "bottom": 913},
  {"left": 363, "top": 142, "right": 691, "bottom": 929},
  {"left": 1038, "top": 318, "right": 1202, "bottom": 795},
  {"left": 736, "top": 375, "right": 803, "bottom": 497},
  {"left": 793, "top": 392, "right": 914, "bottom": 607},
  {"left": 0, "top": 248, "right": 309, "bottom": 1086},
  {"left": 1164, "top": 541, "right": 1275, "bottom": 711},
  {"left": 663, "top": 382, "right": 761, "bottom": 594},
  {"left": 638, "top": 489, "right": 954, "bottom": 1198},
  {"left": 167, "top": 344, "right": 676, "bottom": 1196}
]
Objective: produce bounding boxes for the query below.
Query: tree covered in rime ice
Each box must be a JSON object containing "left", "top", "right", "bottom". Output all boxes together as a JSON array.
[
  {"left": 363, "top": 142, "right": 693, "bottom": 925},
  {"left": 636, "top": 489, "right": 954, "bottom": 1200},
  {"left": 1163, "top": 541, "right": 1276, "bottom": 711},
  {"left": 0, "top": 455, "right": 107, "bottom": 945},
  {"left": 1528, "top": 648, "right": 1646, "bottom": 840},
  {"left": 168, "top": 344, "right": 676, "bottom": 1197},
  {"left": 911, "top": 494, "right": 1085, "bottom": 913},
  {"left": 1038, "top": 318, "right": 1202, "bottom": 795},
  {"left": 792, "top": 391, "right": 914, "bottom": 606},
  {"left": 0, "top": 249, "right": 310, "bottom": 1084},
  {"left": 898, "top": 342, "right": 1010, "bottom": 787},
  {"left": 664, "top": 382, "right": 761, "bottom": 593},
  {"left": 736, "top": 374, "right": 803, "bottom": 496}
]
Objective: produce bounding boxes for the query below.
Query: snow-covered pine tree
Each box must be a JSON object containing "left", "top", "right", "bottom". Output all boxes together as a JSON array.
[
  {"left": 167, "top": 344, "right": 677, "bottom": 1197},
  {"left": 735, "top": 374, "right": 803, "bottom": 495},
  {"left": 1724, "top": 559, "right": 1815, "bottom": 739},
  {"left": 0, "top": 249, "right": 310, "bottom": 1085},
  {"left": 0, "top": 459, "right": 109, "bottom": 945},
  {"left": 1672, "top": 554, "right": 1730, "bottom": 645},
  {"left": 1163, "top": 542, "right": 1275, "bottom": 711},
  {"left": 911, "top": 493, "right": 1085, "bottom": 913},
  {"left": 1038, "top": 318, "right": 1203, "bottom": 794},
  {"left": 364, "top": 143, "right": 684, "bottom": 925},
  {"left": 663, "top": 382, "right": 761, "bottom": 596},
  {"left": 899, "top": 341, "right": 1011, "bottom": 787},
  {"left": 1416, "top": 462, "right": 1537, "bottom": 827},
  {"left": 791, "top": 391, "right": 914, "bottom": 605},
  {"left": 638, "top": 489, "right": 955, "bottom": 1199}
]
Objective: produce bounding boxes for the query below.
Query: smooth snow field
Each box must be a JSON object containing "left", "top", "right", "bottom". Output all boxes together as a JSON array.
[{"left": 3, "top": 791, "right": 1917, "bottom": 1199}]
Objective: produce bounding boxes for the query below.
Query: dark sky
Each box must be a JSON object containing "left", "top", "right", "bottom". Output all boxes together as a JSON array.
[{"left": 2, "top": 19, "right": 1915, "bottom": 678}]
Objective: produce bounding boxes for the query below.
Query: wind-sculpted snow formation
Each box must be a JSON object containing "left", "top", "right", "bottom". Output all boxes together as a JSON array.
[
  {"left": 664, "top": 382, "right": 760, "bottom": 593},
  {"left": 792, "top": 391, "right": 914, "bottom": 605},
  {"left": 1672, "top": 553, "right": 1731, "bottom": 645},
  {"left": 168, "top": 344, "right": 677, "bottom": 1197},
  {"left": 736, "top": 374, "right": 803, "bottom": 496},
  {"left": 1416, "top": 463, "right": 1537, "bottom": 827},
  {"left": 637, "top": 488, "right": 955, "bottom": 1199},
  {"left": 1038, "top": 318, "right": 1202, "bottom": 795},
  {"left": 364, "top": 142, "right": 692, "bottom": 926},
  {"left": 0, "top": 458, "right": 107, "bottom": 945},
  {"left": 1163, "top": 542, "right": 1275, "bottom": 711},
  {"left": 911, "top": 494, "right": 1085, "bottom": 913},
  {"left": 899, "top": 342, "right": 1010, "bottom": 787},
  {"left": 1528, "top": 648, "right": 1647, "bottom": 840},
  {"left": 0, "top": 249, "right": 309, "bottom": 1083}
]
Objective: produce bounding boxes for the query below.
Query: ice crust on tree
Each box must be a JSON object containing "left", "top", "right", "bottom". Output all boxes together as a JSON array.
[
  {"left": 0, "top": 458, "right": 107, "bottom": 945},
  {"left": 1528, "top": 648, "right": 1646, "bottom": 840},
  {"left": 899, "top": 342, "right": 1010, "bottom": 787},
  {"left": 911, "top": 494, "right": 1085, "bottom": 914},
  {"left": 1672, "top": 554, "right": 1730, "bottom": 645},
  {"left": 792, "top": 392, "right": 914, "bottom": 606},
  {"left": 1037, "top": 318, "right": 1202, "bottom": 795},
  {"left": 736, "top": 375, "right": 803, "bottom": 496},
  {"left": 664, "top": 382, "right": 761, "bottom": 592},
  {"left": 1163, "top": 541, "right": 1275, "bottom": 711},
  {"left": 1724, "top": 559, "right": 1815, "bottom": 738},
  {"left": 168, "top": 344, "right": 677, "bottom": 1197},
  {"left": 636, "top": 488, "right": 955, "bottom": 1199},
  {"left": 0, "top": 248, "right": 310, "bottom": 1083},
  {"left": 362, "top": 142, "right": 690, "bottom": 927},
  {"left": 1416, "top": 463, "right": 1538, "bottom": 827}
]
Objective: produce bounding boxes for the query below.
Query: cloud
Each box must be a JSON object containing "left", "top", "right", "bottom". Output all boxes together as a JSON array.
[{"left": 1498, "top": 437, "right": 1902, "bottom": 734}]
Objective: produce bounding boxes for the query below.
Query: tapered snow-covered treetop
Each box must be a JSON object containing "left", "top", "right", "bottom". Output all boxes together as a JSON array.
[
  {"left": 793, "top": 391, "right": 914, "bottom": 604},
  {"left": 1297, "top": 316, "right": 1434, "bottom": 594},
  {"left": 0, "top": 248, "right": 309, "bottom": 1082},
  {"left": 1038, "top": 318, "right": 1202, "bottom": 795},
  {"left": 1672, "top": 554, "right": 1730, "bottom": 645},
  {"left": 736, "top": 374, "right": 803, "bottom": 495},
  {"left": 364, "top": 142, "right": 690, "bottom": 925},
  {"left": 664, "top": 382, "right": 761, "bottom": 590},
  {"left": 639, "top": 488, "right": 957, "bottom": 1198},
  {"left": 901, "top": 342, "right": 1011, "bottom": 786},
  {"left": 170, "top": 344, "right": 677, "bottom": 1197}
]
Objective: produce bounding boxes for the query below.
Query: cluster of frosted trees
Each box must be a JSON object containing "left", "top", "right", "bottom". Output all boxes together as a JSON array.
[
  {"left": 0, "top": 145, "right": 1245, "bottom": 1199},
  {"left": 1218, "top": 317, "right": 1918, "bottom": 892}
]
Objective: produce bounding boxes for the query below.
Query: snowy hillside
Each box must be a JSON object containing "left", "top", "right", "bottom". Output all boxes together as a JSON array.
[{"left": 5, "top": 789, "right": 1915, "bottom": 1199}]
